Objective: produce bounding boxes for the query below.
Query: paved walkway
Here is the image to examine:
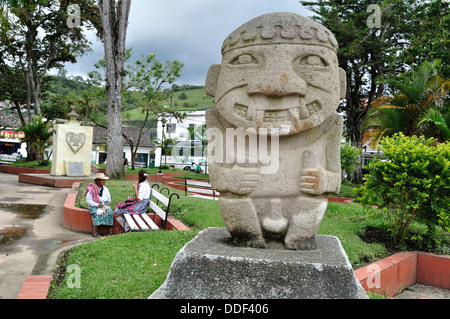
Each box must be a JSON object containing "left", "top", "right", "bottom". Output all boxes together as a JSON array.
[{"left": 0, "top": 171, "right": 92, "bottom": 299}]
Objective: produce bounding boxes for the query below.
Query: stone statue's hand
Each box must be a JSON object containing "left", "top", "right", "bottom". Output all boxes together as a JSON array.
[
  {"left": 300, "top": 167, "right": 327, "bottom": 195},
  {"left": 227, "top": 166, "right": 260, "bottom": 195}
]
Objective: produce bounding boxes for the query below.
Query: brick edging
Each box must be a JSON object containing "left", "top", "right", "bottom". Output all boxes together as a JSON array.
[
  {"left": 0, "top": 165, "right": 51, "bottom": 174},
  {"left": 16, "top": 275, "right": 52, "bottom": 299},
  {"left": 354, "top": 251, "right": 450, "bottom": 297}
]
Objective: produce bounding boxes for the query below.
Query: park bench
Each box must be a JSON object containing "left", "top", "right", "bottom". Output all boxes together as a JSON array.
[
  {"left": 184, "top": 178, "right": 219, "bottom": 200},
  {"left": 121, "top": 184, "right": 179, "bottom": 232},
  {"left": 0, "top": 155, "right": 18, "bottom": 164}
]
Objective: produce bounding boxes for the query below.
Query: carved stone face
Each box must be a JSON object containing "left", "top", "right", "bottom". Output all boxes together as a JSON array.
[{"left": 206, "top": 12, "right": 346, "bottom": 136}]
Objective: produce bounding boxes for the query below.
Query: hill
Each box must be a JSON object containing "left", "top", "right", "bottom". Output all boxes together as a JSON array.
[
  {"left": 122, "top": 85, "right": 215, "bottom": 125},
  {"left": 42, "top": 77, "right": 215, "bottom": 128}
]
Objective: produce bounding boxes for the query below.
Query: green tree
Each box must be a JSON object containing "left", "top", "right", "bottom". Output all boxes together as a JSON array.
[
  {"left": 187, "top": 124, "right": 207, "bottom": 157},
  {"left": 362, "top": 60, "right": 449, "bottom": 148},
  {"left": 152, "top": 132, "right": 176, "bottom": 166},
  {"left": 19, "top": 115, "right": 53, "bottom": 166},
  {"left": 97, "top": 0, "right": 131, "bottom": 180},
  {"left": 0, "top": 0, "right": 100, "bottom": 119},
  {"left": 340, "top": 142, "right": 361, "bottom": 180},
  {"left": 401, "top": 0, "right": 450, "bottom": 79},
  {"left": 125, "top": 52, "right": 184, "bottom": 170},
  {"left": 0, "top": 64, "right": 27, "bottom": 126},
  {"left": 418, "top": 107, "right": 450, "bottom": 143},
  {"left": 355, "top": 133, "right": 449, "bottom": 246},
  {"left": 300, "top": 0, "right": 420, "bottom": 183},
  {"left": 300, "top": 0, "right": 417, "bottom": 147}
]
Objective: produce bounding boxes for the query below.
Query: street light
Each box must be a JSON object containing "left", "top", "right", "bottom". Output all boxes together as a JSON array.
[{"left": 158, "top": 118, "right": 167, "bottom": 174}]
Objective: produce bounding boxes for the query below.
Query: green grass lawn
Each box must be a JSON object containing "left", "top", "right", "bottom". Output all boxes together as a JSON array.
[
  {"left": 10, "top": 159, "right": 52, "bottom": 170},
  {"left": 51, "top": 179, "right": 391, "bottom": 299}
]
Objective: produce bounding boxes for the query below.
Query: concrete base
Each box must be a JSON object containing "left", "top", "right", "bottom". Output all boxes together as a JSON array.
[
  {"left": 18, "top": 173, "right": 95, "bottom": 188},
  {"left": 150, "top": 227, "right": 367, "bottom": 299}
]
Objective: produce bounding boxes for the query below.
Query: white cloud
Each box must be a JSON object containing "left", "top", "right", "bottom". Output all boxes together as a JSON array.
[{"left": 64, "top": 0, "right": 313, "bottom": 85}]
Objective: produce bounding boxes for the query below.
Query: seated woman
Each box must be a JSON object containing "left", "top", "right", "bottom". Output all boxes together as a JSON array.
[
  {"left": 114, "top": 169, "right": 151, "bottom": 218},
  {"left": 85, "top": 173, "right": 114, "bottom": 237},
  {"left": 195, "top": 163, "right": 203, "bottom": 174}
]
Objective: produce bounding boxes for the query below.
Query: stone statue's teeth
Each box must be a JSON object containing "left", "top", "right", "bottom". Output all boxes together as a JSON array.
[
  {"left": 234, "top": 104, "right": 249, "bottom": 118},
  {"left": 289, "top": 108, "right": 300, "bottom": 131},
  {"left": 246, "top": 104, "right": 256, "bottom": 121},
  {"left": 256, "top": 110, "right": 265, "bottom": 128},
  {"left": 263, "top": 110, "right": 290, "bottom": 123},
  {"left": 299, "top": 99, "right": 310, "bottom": 119},
  {"left": 306, "top": 101, "right": 322, "bottom": 116}
]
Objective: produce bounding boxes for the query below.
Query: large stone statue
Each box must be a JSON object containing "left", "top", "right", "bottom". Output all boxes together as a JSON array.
[
  {"left": 151, "top": 13, "right": 367, "bottom": 299},
  {"left": 205, "top": 12, "right": 346, "bottom": 250}
]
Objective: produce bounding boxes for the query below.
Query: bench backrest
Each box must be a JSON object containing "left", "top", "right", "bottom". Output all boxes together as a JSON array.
[
  {"left": 149, "top": 184, "right": 179, "bottom": 230},
  {"left": 184, "top": 178, "right": 219, "bottom": 199}
]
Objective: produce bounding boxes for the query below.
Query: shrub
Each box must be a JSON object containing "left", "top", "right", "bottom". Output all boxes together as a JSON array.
[
  {"left": 340, "top": 142, "right": 361, "bottom": 179},
  {"left": 355, "top": 133, "right": 449, "bottom": 246}
]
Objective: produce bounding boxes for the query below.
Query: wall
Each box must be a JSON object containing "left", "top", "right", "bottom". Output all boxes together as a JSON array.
[{"left": 354, "top": 251, "right": 449, "bottom": 297}]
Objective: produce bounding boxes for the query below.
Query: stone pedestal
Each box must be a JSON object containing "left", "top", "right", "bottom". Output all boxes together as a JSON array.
[
  {"left": 150, "top": 228, "right": 367, "bottom": 299},
  {"left": 51, "top": 122, "right": 93, "bottom": 177}
]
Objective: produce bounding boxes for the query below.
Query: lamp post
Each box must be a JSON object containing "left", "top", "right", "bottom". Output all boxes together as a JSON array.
[{"left": 158, "top": 118, "right": 166, "bottom": 174}]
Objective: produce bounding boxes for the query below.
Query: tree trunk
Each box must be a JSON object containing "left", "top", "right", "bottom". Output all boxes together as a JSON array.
[{"left": 98, "top": 0, "right": 131, "bottom": 180}]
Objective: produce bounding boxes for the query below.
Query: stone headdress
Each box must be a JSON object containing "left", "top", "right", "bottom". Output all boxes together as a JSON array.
[{"left": 221, "top": 12, "right": 338, "bottom": 55}]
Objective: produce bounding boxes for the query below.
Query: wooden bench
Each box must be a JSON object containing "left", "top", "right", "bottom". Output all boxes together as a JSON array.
[
  {"left": 0, "top": 156, "right": 18, "bottom": 164},
  {"left": 184, "top": 178, "right": 219, "bottom": 200},
  {"left": 121, "top": 184, "right": 179, "bottom": 232}
]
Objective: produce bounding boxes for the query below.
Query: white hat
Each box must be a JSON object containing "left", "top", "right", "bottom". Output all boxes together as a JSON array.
[{"left": 95, "top": 173, "right": 109, "bottom": 180}]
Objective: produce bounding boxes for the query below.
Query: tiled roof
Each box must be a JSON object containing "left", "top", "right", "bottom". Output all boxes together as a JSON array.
[
  {"left": 0, "top": 110, "right": 22, "bottom": 129},
  {"left": 92, "top": 125, "right": 157, "bottom": 147}
]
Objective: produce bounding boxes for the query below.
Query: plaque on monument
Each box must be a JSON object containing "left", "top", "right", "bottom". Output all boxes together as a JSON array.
[{"left": 67, "top": 161, "right": 84, "bottom": 177}]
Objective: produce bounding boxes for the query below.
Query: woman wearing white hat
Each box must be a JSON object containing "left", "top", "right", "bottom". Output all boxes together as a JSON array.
[{"left": 85, "top": 173, "right": 114, "bottom": 237}]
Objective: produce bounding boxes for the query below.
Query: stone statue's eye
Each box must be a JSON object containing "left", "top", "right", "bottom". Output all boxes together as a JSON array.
[
  {"left": 299, "top": 55, "right": 328, "bottom": 67},
  {"left": 230, "top": 54, "right": 258, "bottom": 66}
]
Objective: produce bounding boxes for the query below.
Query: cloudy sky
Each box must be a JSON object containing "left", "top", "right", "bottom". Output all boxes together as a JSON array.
[{"left": 64, "top": 0, "right": 313, "bottom": 86}]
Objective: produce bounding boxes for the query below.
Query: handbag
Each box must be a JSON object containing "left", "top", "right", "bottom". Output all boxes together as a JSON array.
[{"left": 115, "top": 196, "right": 137, "bottom": 214}]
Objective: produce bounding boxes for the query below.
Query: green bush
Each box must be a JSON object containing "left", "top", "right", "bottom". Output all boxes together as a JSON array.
[
  {"left": 355, "top": 133, "right": 449, "bottom": 247},
  {"left": 340, "top": 142, "right": 361, "bottom": 179}
]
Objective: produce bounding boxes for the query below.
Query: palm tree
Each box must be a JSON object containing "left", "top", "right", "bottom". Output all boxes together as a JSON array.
[
  {"left": 418, "top": 107, "right": 450, "bottom": 143},
  {"left": 152, "top": 133, "right": 176, "bottom": 166},
  {"left": 362, "top": 59, "right": 449, "bottom": 148},
  {"left": 19, "top": 115, "right": 53, "bottom": 165},
  {"left": 186, "top": 124, "right": 207, "bottom": 157}
]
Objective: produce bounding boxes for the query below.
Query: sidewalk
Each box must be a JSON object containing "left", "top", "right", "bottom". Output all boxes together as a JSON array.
[{"left": 0, "top": 171, "right": 92, "bottom": 299}]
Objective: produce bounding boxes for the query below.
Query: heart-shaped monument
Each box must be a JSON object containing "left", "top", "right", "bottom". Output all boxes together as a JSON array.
[{"left": 65, "top": 132, "right": 86, "bottom": 154}]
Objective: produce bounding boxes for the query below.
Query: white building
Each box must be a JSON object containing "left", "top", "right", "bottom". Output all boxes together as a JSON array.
[
  {"left": 92, "top": 126, "right": 158, "bottom": 168},
  {"left": 156, "top": 110, "right": 206, "bottom": 141},
  {"left": 154, "top": 110, "right": 207, "bottom": 169}
]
